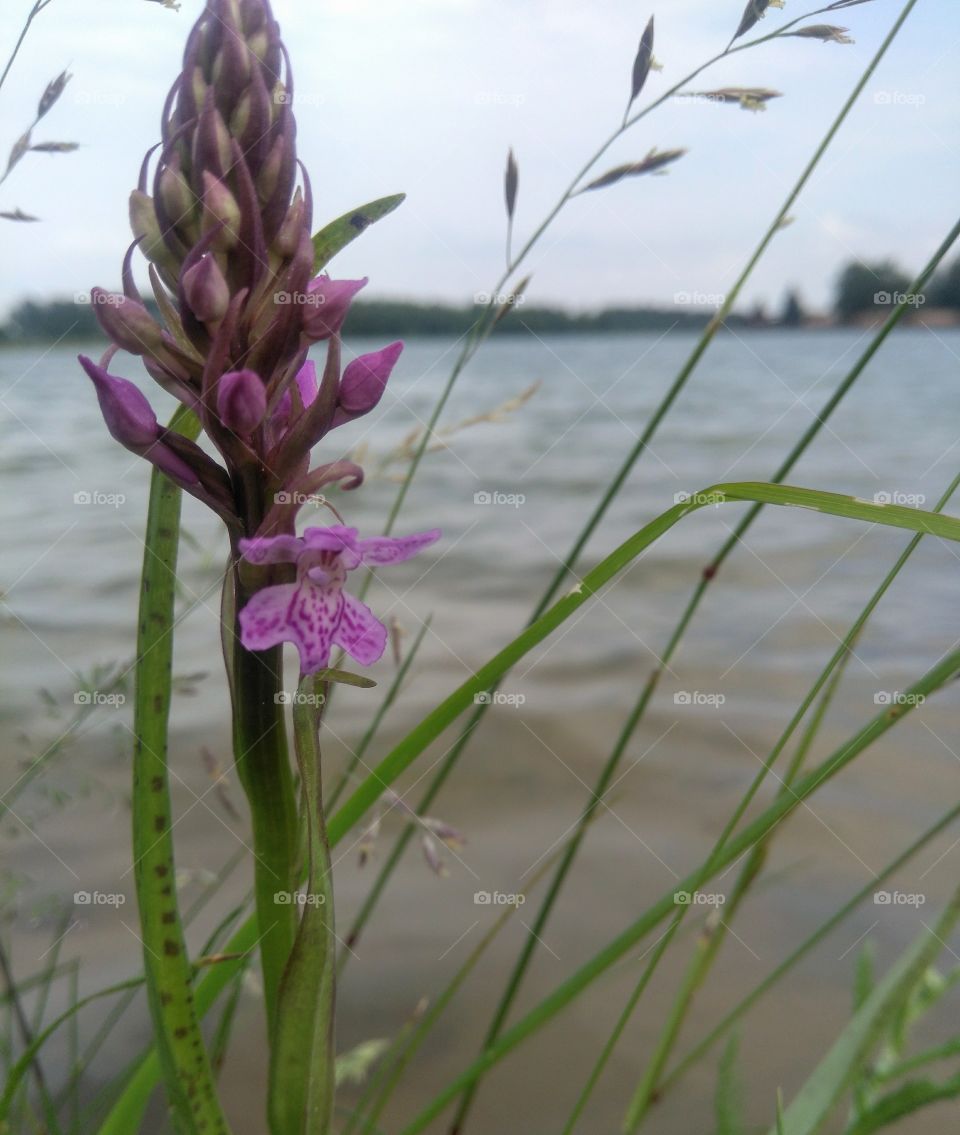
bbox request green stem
[98,474,960,1134]
[396,645,960,1135]
[327,616,432,813]
[371,0,849,545]
[228,573,299,1041]
[620,476,960,1131]
[444,200,960,1129]
[660,798,960,1097]
[329,479,960,852]
[351,837,578,1134]
[345,5,945,996]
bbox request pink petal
[302,525,362,567]
[303,276,367,341]
[295,360,319,407]
[357,528,442,566]
[238,578,343,675]
[333,591,387,666]
[238,534,304,565]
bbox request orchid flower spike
[78,0,412,544]
[238,525,441,674]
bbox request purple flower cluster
[80,0,437,672]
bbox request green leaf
[268,675,336,1134]
[0,978,145,1121]
[845,1074,960,1135]
[312,193,405,271]
[312,668,377,689]
[716,1035,748,1135]
[853,942,876,1013]
[329,481,960,848]
[770,891,960,1135]
[99,478,960,1135]
[119,406,231,1135]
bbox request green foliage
[716,1035,748,1135]
[843,960,960,1135]
[927,254,960,308]
[770,892,960,1135]
[312,193,406,272]
[129,408,229,1135]
[10,4,958,1134]
[834,260,914,321]
[268,676,336,1135]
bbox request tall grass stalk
[395,642,960,1135]
[342,1,927,1010]
[612,470,960,1132]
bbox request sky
[0,0,957,318]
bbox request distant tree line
[833,254,960,321]
[0,296,730,345]
[2,255,957,343]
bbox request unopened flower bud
[337,341,403,417]
[129,190,177,272]
[92,290,165,355]
[303,276,368,341]
[182,254,230,322]
[217,369,267,435]
[274,194,306,258]
[202,172,242,248]
[79,355,159,448]
[157,158,196,230]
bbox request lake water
[2,328,960,1133]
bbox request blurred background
[2,1,960,1133]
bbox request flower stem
[228,580,299,1041]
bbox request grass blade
[770,890,960,1135]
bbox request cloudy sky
[1,0,957,318]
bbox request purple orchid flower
[303,276,368,341]
[238,525,441,674]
